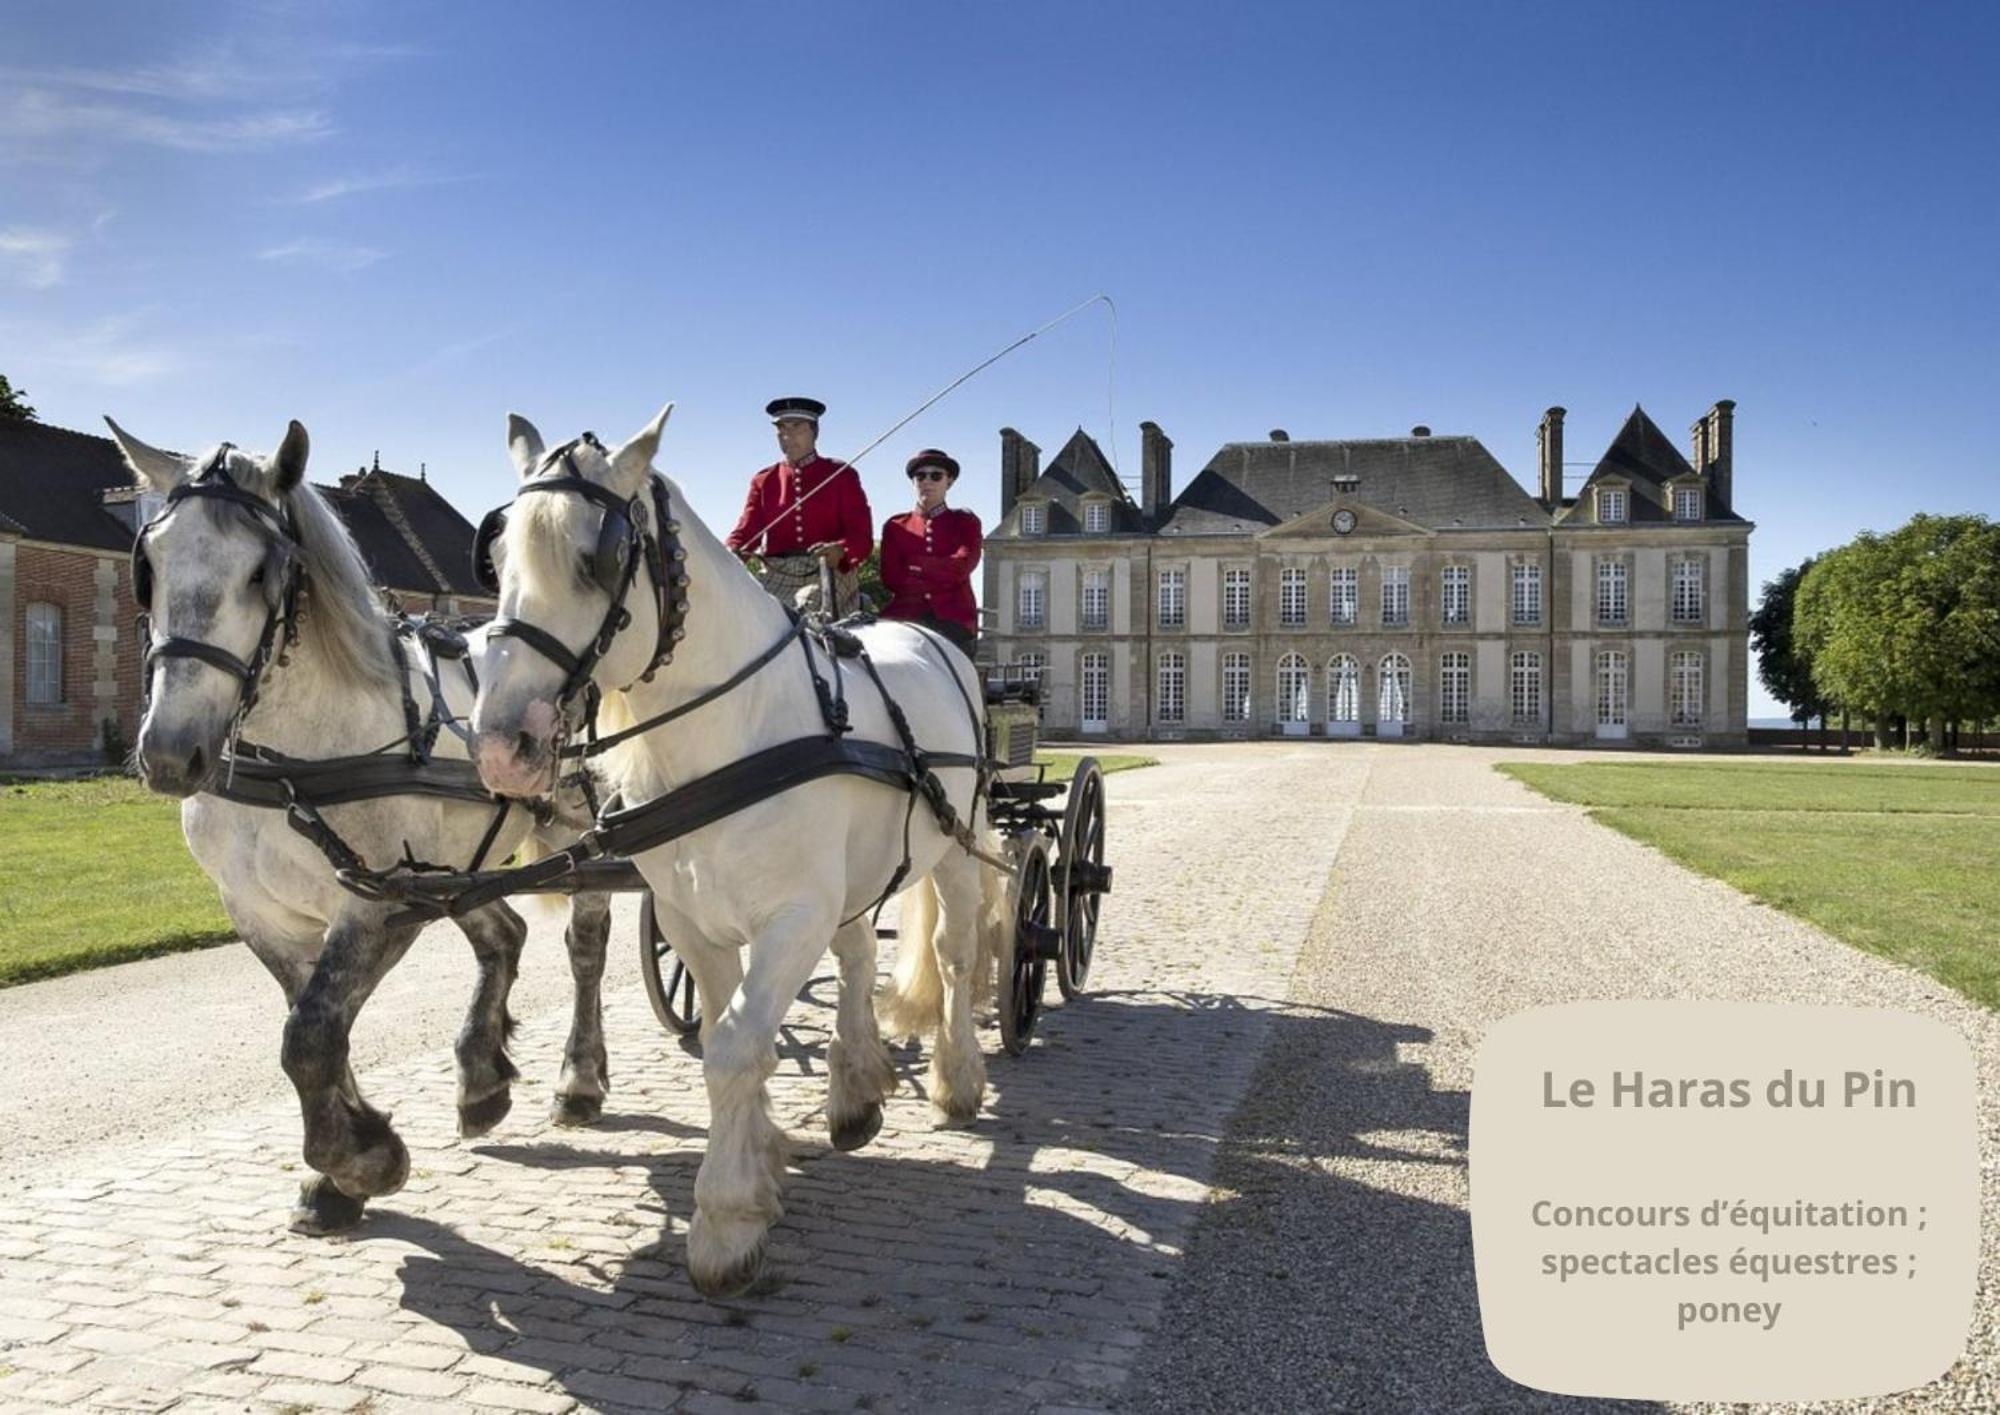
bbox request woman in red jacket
[879,448,982,656]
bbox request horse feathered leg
[827,917,897,1151]
[928,846,989,1126]
[550,889,613,1126]
[453,903,527,1137]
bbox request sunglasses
[910,469,951,482]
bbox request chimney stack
[1537,406,1566,506]
[1704,399,1734,510]
[999,428,1041,516]
[1141,421,1173,523]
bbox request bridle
[474,434,690,748]
[131,445,305,735]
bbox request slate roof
[993,429,1144,536]
[1159,434,1550,536]
[0,418,489,595]
[1556,406,1748,526]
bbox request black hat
[765,396,825,424]
[907,448,960,479]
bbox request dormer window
[1083,501,1110,535]
[1673,486,1703,522]
[1020,502,1046,536]
[1597,487,1628,524]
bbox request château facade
[980,402,1752,747]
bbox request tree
[1750,558,1827,726]
[0,374,35,422]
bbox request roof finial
[371,449,381,473]
[419,461,426,481]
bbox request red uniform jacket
[725,456,873,572]
[880,506,983,633]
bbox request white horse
[108,419,617,1233]
[469,406,1003,1297]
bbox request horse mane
[205,445,399,691]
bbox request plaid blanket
[752,553,862,618]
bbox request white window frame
[1081,567,1109,631]
[1330,565,1358,626]
[1441,564,1470,626]
[1327,654,1361,733]
[1156,651,1186,725]
[1672,557,1705,624]
[1595,649,1629,737]
[1510,650,1542,724]
[1222,567,1251,630]
[1510,561,1542,626]
[1157,568,1186,629]
[1017,570,1047,630]
[1222,652,1252,724]
[1596,558,1628,626]
[1017,651,1046,723]
[1020,501,1047,536]
[1083,500,1110,535]
[1380,565,1410,627]
[1275,652,1310,731]
[1671,650,1705,727]
[1377,652,1412,736]
[1080,651,1109,733]
[1279,567,1306,627]
[26,602,63,706]
[1673,486,1704,522]
[1597,486,1628,524]
[1439,651,1470,725]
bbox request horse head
[107,417,310,797]
[470,404,677,798]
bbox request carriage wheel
[1055,757,1109,999]
[999,835,1058,1057]
[638,891,700,1035]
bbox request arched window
[1276,653,1310,727]
[1378,653,1412,729]
[1327,654,1361,734]
[1156,651,1186,725]
[26,603,63,706]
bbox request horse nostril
[185,745,206,783]
[515,730,539,763]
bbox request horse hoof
[549,1092,603,1128]
[290,1176,367,1235]
[690,1240,767,1301]
[458,1087,514,1138]
[829,1101,883,1152]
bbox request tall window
[1157,568,1186,629]
[1276,653,1310,723]
[1596,650,1628,728]
[1510,651,1542,723]
[1597,487,1628,524]
[1378,653,1412,724]
[1082,568,1109,631]
[1330,566,1358,625]
[1439,652,1470,725]
[1080,652,1109,728]
[1671,651,1705,726]
[1017,571,1047,629]
[1673,486,1703,522]
[1510,561,1542,625]
[1156,651,1186,724]
[1596,558,1628,626]
[1327,655,1360,724]
[1380,565,1410,627]
[1441,565,1470,625]
[1017,651,1046,723]
[1020,502,1046,535]
[1672,558,1705,623]
[1222,567,1251,629]
[1083,501,1110,534]
[1222,652,1251,724]
[1279,567,1306,626]
[26,603,63,706]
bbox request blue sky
[4,1,1995,716]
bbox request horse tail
[976,829,1011,1012]
[877,875,943,1042]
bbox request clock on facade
[1332,509,1357,534]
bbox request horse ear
[610,402,674,491]
[103,416,189,492]
[271,420,309,492]
[507,413,545,479]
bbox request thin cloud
[21,314,186,387]
[0,87,332,155]
[0,227,72,288]
[407,330,511,377]
[293,169,474,204]
[257,238,386,272]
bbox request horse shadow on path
[365,982,1662,1414]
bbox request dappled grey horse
[109,418,615,1233]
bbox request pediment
[1262,497,1430,539]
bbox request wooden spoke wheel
[999,835,1060,1057]
[1055,757,1110,1000]
[638,891,700,1036]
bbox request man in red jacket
[726,397,873,614]
[880,448,982,656]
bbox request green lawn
[1498,761,2000,1008]
[1033,751,1158,782]
[0,776,233,986]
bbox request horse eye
[249,564,267,587]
